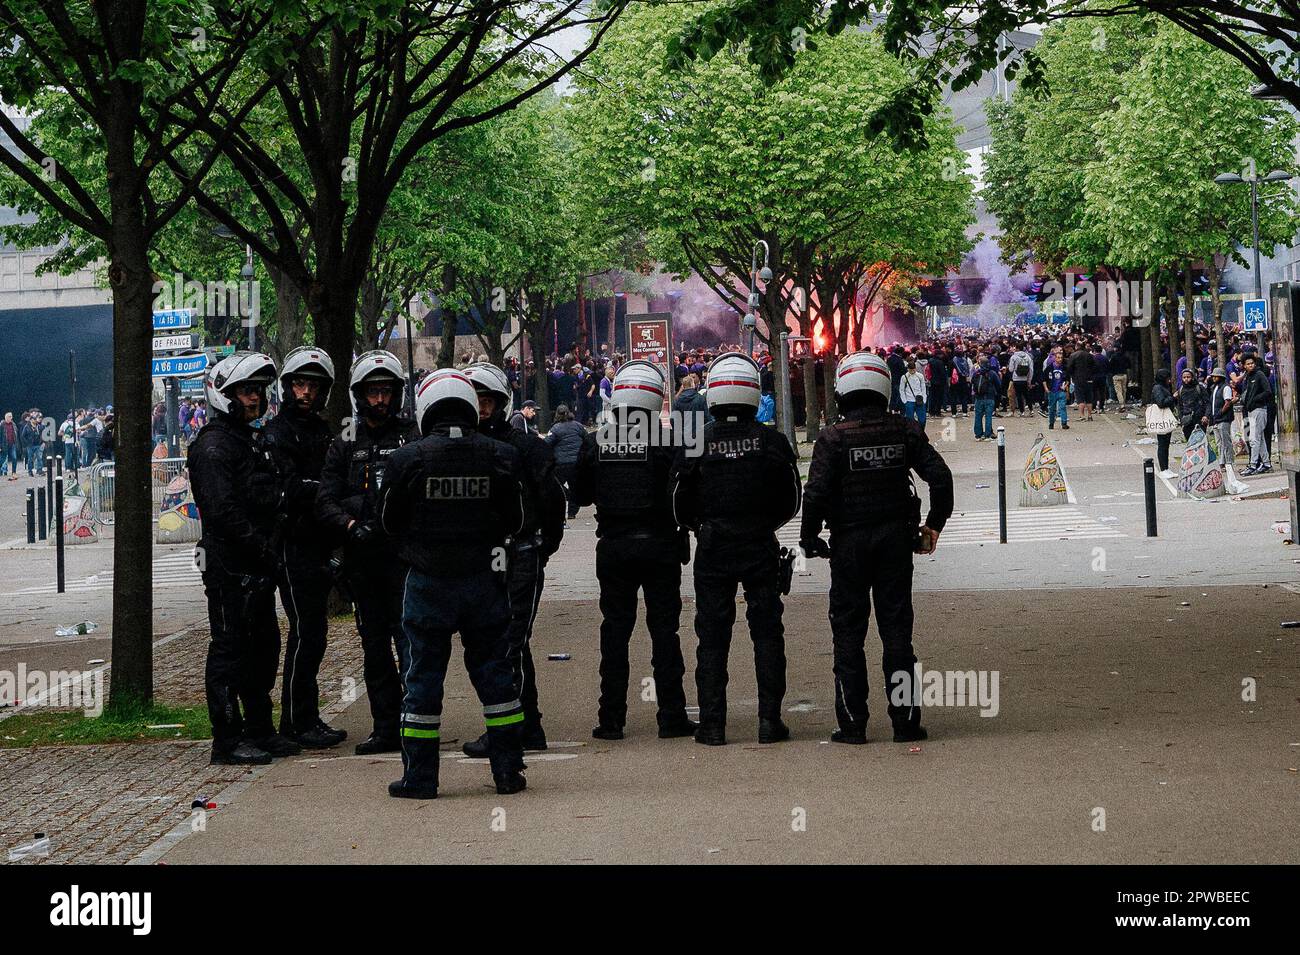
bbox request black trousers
[278,544,331,735]
[506,540,547,732]
[595,536,688,728]
[348,556,409,740]
[1012,380,1030,412]
[928,377,947,416]
[827,520,919,732]
[554,462,579,518]
[692,532,785,728]
[203,566,281,750]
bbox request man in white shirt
[900,358,928,430]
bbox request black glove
[348,520,375,546]
[800,537,831,560]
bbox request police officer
[571,360,696,740]
[459,362,565,757]
[799,350,953,744]
[264,346,346,749]
[380,369,528,798]
[316,350,418,754]
[671,353,802,746]
[189,352,295,764]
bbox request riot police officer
[316,350,418,754]
[671,353,801,746]
[571,360,696,740]
[799,350,953,744]
[459,362,565,757]
[380,369,528,798]
[264,346,346,749]
[189,352,293,764]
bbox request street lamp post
[1214,168,1294,352]
[747,240,772,357]
[241,245,256,352]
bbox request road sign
[1243,297,1269,332]
[152,308,194,331]
[153,333,196,352]
[179,376,206,395]
[151,353,209,379]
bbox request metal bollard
[996,426,1007,544]
[25,489,35,544]
[45,456,54,526]
[1143,459,1158,537]
[36,486,47,540]
[55,472,64,594]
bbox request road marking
[3,551,201,596]
[1100,412,1178,498]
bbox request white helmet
[462,362,513,419]
[349,349,406,414]
[611,360,666,414]
[704,353,761,410]
[414,368,479,435]
[835,350,892,404]
[280,345,335,407]
[204,351,276,417]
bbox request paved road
[158,587,1300,864]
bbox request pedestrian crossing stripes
[6,550,202,596]
[779,508,1124,548]
[937,508,1124,545]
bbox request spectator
[672,373,708,419]
[1240,354,1273,475]
[0,412,19,480]
[1206,368,1234,471]
[1065,342,1096,421]
[1151,368,1177,476]
[900,357,928,430]
[972,357,997,440]
[1175,368,1209,441]
[1046,348,1070,431]
[1008,342,1033,417]
[510,399,538,434]
[59,414,78,471]
[545,404,586,520]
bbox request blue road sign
[1243,298,1269,332]
[152,353,209,379]
[152,308,195,331]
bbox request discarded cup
[547,653,571,661]
[54,621,97,637]
[8,833,51,862]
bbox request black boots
[831,727,867,745]
[758,717,790,743]
[657,717,698,739]
[388,778,439,799]
[592,724,624,740]
[211,741,273,765]
[463,723,547,757]
[892,724,928,743]
[355,733,401,755]
[287,720,346,749]
[247,732,303,758]
[694,723,726,746]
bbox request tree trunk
[1182,264,1197,370]
[437,304,458,369]
[267,261,305,369]
[801,351,819,443]
[107,182,155,712]
[1140,311,1154,403]
[528,296,552,429]
[823,351,839,423]
[1207,256,1227,360]
[1164,285,1180,370]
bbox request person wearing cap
[511,400,538,434]
[670,353,802,746]
[264,347,347,750]
[800,350,953,744]
[379,369,529,798]
[315,350,419,755]
[1206,367,1235,470]
[189,352,288,765]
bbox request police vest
[697,418,768,535]
[347,420,416,518]
[595,439,655,518]
[404,434,508,574]
[830,412,915,528]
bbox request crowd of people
[0,406,115,479]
